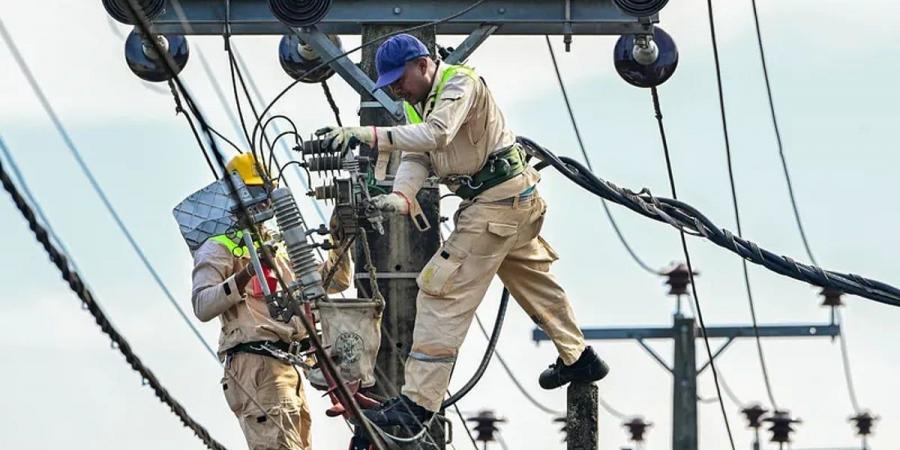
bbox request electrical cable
[166,80,221,176]
[649,86,737,450]
[121,2,387,447]
[0,17,220,364]
[441,288,509,409]
[544,35,661,276]
[249,0,490,153]
[518,135,900,306]
[0,148,227,450]
[836,309,862,413]
[472,313,564,417]
[321,80,343,127]
[705,0,780,411]
[0,135,82,273]
[749,0,817,267]
[3,19,299,439]
[748,0,867,416]
[228,44,329,225]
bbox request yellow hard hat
[226,153,264,186]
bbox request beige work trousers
[402,192,586,412]
[222,353,312,450]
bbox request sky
[1,1,899,450]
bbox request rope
[649,86,737,450]
[0,157,227,450]
[704,0,780,411]
[544,35,661,276]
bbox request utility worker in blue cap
[318,33,608,429]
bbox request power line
[0,17,219,363]
[650,86,737,450]
[704,0,780,411]
[748,0,865,416]
[544,36,661,276]
[0,141,227,450]
[748,0,817,267]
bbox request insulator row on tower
[310,184,339,201]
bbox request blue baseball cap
[373,34,430,90]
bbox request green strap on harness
[402,64,526,200]
[453,145,527,200]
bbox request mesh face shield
[172,174,268,251]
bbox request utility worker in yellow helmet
[189,154,351,449]
[318,34,608,427]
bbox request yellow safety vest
[403,64,478,124]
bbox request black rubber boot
[538,346,609,390]
[361,395,434,430]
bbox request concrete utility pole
[533,264,842,450]
[357,24,443,448]
[567,382,599,450]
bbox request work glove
[370,192,409,215]
[316,126,376,154]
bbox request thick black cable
[749,0,817,266]
[0,156,227,450]
[122,2,386,447]
[520,134,900,306]
[321,80,343,127]
[649,87,737,450]
[442,288,509,409]
[250,0,489,151]
[167,80,220,177]
[544,36,661,276]
[705,0,780,411]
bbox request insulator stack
[271,188,325,301]
[624,417,652,443]
[611,0,670,17]
[467,410,506,444]
[103,0,165,25]
[311,184,339,201]
[300,139,335,155]
[268,0,332,27]
[741,404,769,429]
[764,410,801,445]
[306,155,342,172]
[124,30,189,82]
[664,262,696,297]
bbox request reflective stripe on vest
[402,64,478,125]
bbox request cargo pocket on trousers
[222,376,245,414]
[471,221,518,256]
[417,242,467,297]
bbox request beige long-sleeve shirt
[375,62,539,202]
[191,240,352,359]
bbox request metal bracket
[444,24,500,65]
[697,337,735,375]
[636,338,672,374]
[292,26,404,120]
